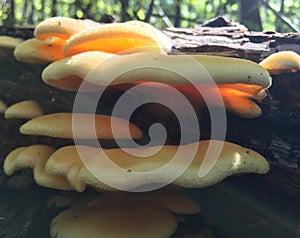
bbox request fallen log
[0,17,299,195]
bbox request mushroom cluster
[3,17,274,237]
[48,188,201,238]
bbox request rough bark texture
[0,16,299,238]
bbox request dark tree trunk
[276,0,285,32]
[4,0,15,26]
[51,0,57,17]
[240,0,262,31]
[144,0,155,23]
[174,0,181,27]
[121,0,130,22]
[41,0,46,20]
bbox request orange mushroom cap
[14,37,65,63]
[42,52,271,118]
[63,21,172,56]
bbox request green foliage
[0,0,299,32]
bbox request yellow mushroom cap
[63,21,171,56]
[45,145,93,192]
[34,17,100,40]
[259,51,300,74]
[3,140,269,192]
[0,36,23,56]
[82,52,271,88]
[14,37,65,63]
[45,140,269,192]
[126,20,172,53]
[42,51,113,91]
[4,145,72,190]
[0,100,7,113]
[43,51,271,89]
[4,100,43,119]
[3,146,26,175]
[42,52,271,118]
[19,112,143,139]
[50,205,177,238]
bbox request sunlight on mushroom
[34,16,100,41]
[63,21,172,56]
[42,51,271,118]
[14,37,65,63]
[39,140,270,192]
[42,51,113,90]
[2,16,274,238]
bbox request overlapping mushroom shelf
[1,16,280,238]
[4,140,269,192]
[3,54,273,192]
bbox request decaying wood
[0,17,299,194]
[165,16,300,62]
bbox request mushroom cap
[4,145,72,190]
[48,186,200,215]
[63,21,171,56]
[43,52,271,89]
[50,205,177,238]
[0,36,23,56]
[259,51,300,74]
[3,140,269,192]
[42,51,113,91]
[126,21,172,53]
[45,140,269,192]
[45,145,93,192]
[0,100,7,113]
[84,52,271,89]
[14,37,65,63]
[42,52,271,118]
[19,112,143,139]
[4,100,43,119]
[34,16,100,40]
